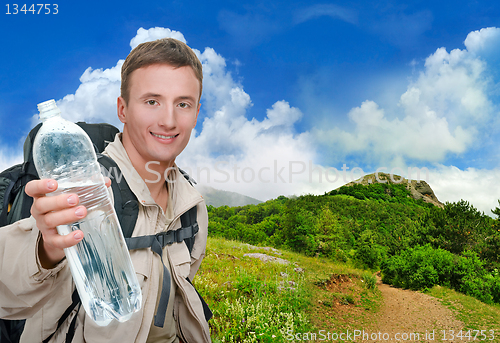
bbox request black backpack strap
[178,168,196,186]
[42,290,80,343]
[97,154,138,239]
[0,318,25,343]
[126,232,171,328]
[0,319,13,343]
[186,277,212,321]
[180,206,198,253]
[125,208,199,328]
[125,217,199,252]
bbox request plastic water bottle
[32,99,142,326]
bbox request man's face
[117,64,200,168]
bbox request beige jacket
[0,135,211,343]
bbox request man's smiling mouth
[151,132,179,139]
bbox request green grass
[427,285,500,332]
[194,237,381,342]
[198,237,500,342]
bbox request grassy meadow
[197,182,500,341]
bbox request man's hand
[25,179,87,269]
[25,178,111,269]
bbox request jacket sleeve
[0,217,71,320]
[188,201,208,281]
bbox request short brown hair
[120,38,203,104]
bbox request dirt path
[365,276,464,342]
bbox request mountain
[339,172,444,208]
[196,185,262,207]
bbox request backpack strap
[186,277,213,321]
[97,154,138,239]
[178,168,196,186]
[125,207,199,328]
[41,290,81,343]
[180,206,198,253]
[0,318,25,343]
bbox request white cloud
[129,27,186,49]
[178,46,318,200]
[430,166,500,216]
[464,27,500,59]
[314,27,496,166]
[53,61,123,128]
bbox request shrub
[354,230,387,270]
[381,244,499,304]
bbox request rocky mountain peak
[341,172,443,208]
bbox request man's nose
[158,104,176,128]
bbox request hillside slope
[198,238,500,342]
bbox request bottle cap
[37,99,61,120]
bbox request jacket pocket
[129,249,150,288]
[168,242,191,278]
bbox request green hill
[206,177,500,308]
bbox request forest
[207,181,500,305]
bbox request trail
[365,276,464,342]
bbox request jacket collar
[103,133,203,216]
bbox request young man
[0,38,210,342]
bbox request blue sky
[1,0,500,214]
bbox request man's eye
[178,102,189,108]
[147,100,157,105]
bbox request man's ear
[117,96,127,124]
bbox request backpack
[0,122,211,343]
[0,122,119,228]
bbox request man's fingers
[25,179,57,198]
[31,193,81,216]
[40,229,84,267]
[44,229,84,250]
[39,206,87,229]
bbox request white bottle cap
[37,99,61,120]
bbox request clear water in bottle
[32,100,142,326]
